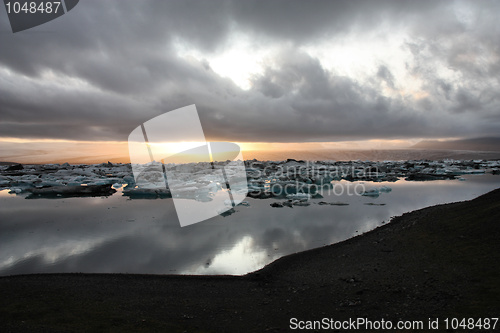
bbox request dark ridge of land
[412,137,500,152]
[1,189,499,332]
[241,149,500,162]
[4,148,500,165]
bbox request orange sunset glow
[0,137,421,164]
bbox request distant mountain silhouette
[412,137,500,152]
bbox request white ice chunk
[361,188,380,197]
[286,193,311,201]
[379,186,392,193]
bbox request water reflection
[1,175,499,276]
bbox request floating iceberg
[1,159,497,206]
[379,186,392,193]
[361,188,380,197]
[26,184,116,198]
[286,193,311,201]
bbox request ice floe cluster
[0,162,130,198]
[1,159,498,204]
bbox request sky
[1,0,500,163]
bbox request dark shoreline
[1,189,499,332]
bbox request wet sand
[1,188,499,332]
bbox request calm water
[1,175,499,276]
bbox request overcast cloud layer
[1,0,499,143]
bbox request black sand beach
[1,189,499,332]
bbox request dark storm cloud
[199,48,428,142]
[229,0,445,44]
[377,65,395,89]
[0,0,499,143]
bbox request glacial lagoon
[1,160,500,276]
